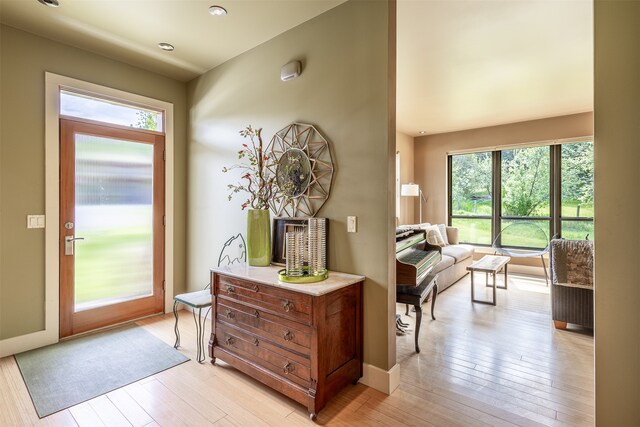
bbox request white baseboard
[359,362,400,394]
[0,329,58,358]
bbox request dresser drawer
[217,299,311,356]
[216,275,312,325]
[216,323,310,388]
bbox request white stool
[173,289,212,363]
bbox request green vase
[246,209,271,266]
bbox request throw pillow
[437,224,449,246]
[424,225,446,247]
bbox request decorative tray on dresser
[209,264,364,420]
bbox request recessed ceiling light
[209,5,227,16]
[419,131,426,135]
[158,42,174,52]
[37,0,59,7]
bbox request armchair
[549,239,594,329]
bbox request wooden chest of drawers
[209,266,364,420]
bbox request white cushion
[441,244,474,263]
[424,225,446,246]
[437,224,450,246]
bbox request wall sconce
[401,183,428,224]
[281,61,301,81]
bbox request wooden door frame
[59,118,165,337]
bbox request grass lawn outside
[452,199,594,247]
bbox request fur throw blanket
[550,239,594,289]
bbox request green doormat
[15,325,189,418]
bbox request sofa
[398,224,475,293]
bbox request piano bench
[396,274,438,353]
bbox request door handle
[64,235,85,256]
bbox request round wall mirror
[276,148,312,197]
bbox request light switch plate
[347,216,357,233]
[27,215,45,229]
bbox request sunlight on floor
[510,273,550,294]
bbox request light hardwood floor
[0,273,593,426]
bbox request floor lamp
[401,183,428,224]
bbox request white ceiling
[0,0,593,136]
[397,0,593,136]
[0,0,346,82]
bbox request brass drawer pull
[283,330,294,342]
[283,361,294,374]
[253,338,260,346]
[225,309,235,319]
[253,309,260,318]
[282,300,295,312]
[225,336,235,346]
[251,284,259,292]
[226,285,235,293]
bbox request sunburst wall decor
[266,123,334,217]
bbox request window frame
[448,141,594,248]
[60,88,165,133]
[447,152,495,245]
[19,72,176,358]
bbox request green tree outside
[133,111,158,131]
[450,142,594,246]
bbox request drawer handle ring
[283,362,294,374]
[225,336,235,346]
[283,330,294,341]
[251,284,259,292]
[253,338,259,346]
[253,310,260,318]
[282,300,295,312]
[225,309,235,319]
[226,285,235,293]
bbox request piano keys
[396,229,442,286]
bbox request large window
[448,141,593,247]
[560,143,594,240]
[449,152,493,244]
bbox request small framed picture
[272,218,309,266]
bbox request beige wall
[594,1,640,424]
[396,132,415,225]
[0,25,188,340]
[413,112,594,226]
[187,0,396,371]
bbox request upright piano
[395,228,442,353]
[396,229,441,287]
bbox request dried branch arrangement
[222,126,276,210]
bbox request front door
[59,118,165,338]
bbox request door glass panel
[74,134,154,311]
